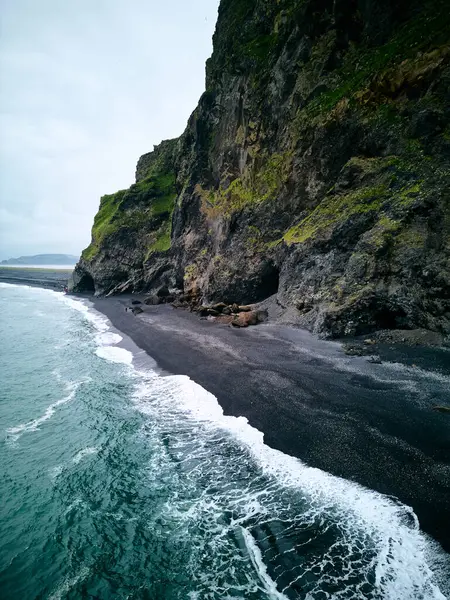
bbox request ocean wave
[58,295,109,332]
[48,465,65,481]
[72,446,99,464]
[242,528,289,600]
[0,282,22,288]
[5,381,81,442]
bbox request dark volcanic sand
[0,267,72,290]
[92,296,450,554]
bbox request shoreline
[0,267,72,291]
[1,280,449,553]
[91,294,450,555]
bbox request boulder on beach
[144,295,162,306]
[211,302,228,313]
[231,309,268,328]
[215,315,234,325]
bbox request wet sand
[92,295,450,554]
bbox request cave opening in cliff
[258,263,280,302]
[376,306,408,330]
[77,273,95,293]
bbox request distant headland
[1,254,78,266]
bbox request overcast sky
[0,0,219,260]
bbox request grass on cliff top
[136,137,178,182]
[82,173,176,261]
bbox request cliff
[71,0,450,338]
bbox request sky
[0,0,219,260]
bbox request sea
[0,282,449,600]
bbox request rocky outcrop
[71,0,450,338]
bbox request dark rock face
[72,0,450,338]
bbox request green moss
[245,225,267,252]
[184,263,198,281]
[202,151,292,216]
[206,0,308,85]
[242,33,277,63]
[293,0,450,122]
[145,221,173,260]
[365,215,402,249]
[283,185,388,245]
[396,182,423,206]
[346,155,402,174]
[395,227,427,249]
[82,170,176,262]
[235,125,246,145]
[81,189,127,260]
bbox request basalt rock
[72,0,450,338]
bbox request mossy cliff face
[71,139,178,295]
[72,0,450,337]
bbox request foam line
[95,346,133,364]
[241,528,289,600]
[6,382,80,442]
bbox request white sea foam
[96,331,123,346]
[0,282,21,288]
[48,566,90,600]
[73,447,98,464]
[58,295,109,332]
[57,295,127,360]
[131,373,449,599]
[242,528,289,600]
[6,381,81,442]
[95,346,133,364]
[48,465,64,481]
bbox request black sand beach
[92,295,450,554]
[0,267,72,290]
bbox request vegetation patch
[283,185,388,245]
[184,263,198,282]
[82,172,177,262]
[200,151,292,217]
[292,0,450,124]
[395,227,427,249]
[364,215,402,250]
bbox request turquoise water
[0,283,448,600]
